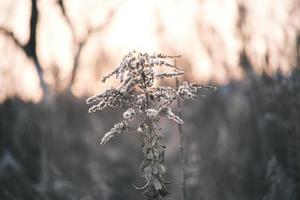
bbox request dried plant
[86,50,216,199]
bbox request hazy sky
[0,0,299,102]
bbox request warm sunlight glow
[0,0,299,102]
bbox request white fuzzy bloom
[123,108,136,121]
[100,121,128,144]
[167,110,183,124]
[159,106,183,124]
[137,126,143,133]
[88,101,106,113]
[155,71,183,79]
[146,109,158,119]
[177,81,196,99]
[100,131,114,145]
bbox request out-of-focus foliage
[184,68,300,200]
[0,96,142,200]
[1,67,300,199]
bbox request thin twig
[57,0,120,89]
[0,0,48,94]
[175,67,188,200]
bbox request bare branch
[58,0,76,41]
[0,0,48,94]
[57,0,120,88]
[0,28,24,49]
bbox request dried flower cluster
[86,50,216,200]
[100,121,128,145]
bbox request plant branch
[86,51,215,199]
[57,0,119,89]
[0,28,23,48]
[0,0,48,94]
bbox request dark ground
[0,68,300,200]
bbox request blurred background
[0,0,299,199]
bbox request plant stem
[141,72,160,200]
[176,77,187,200]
